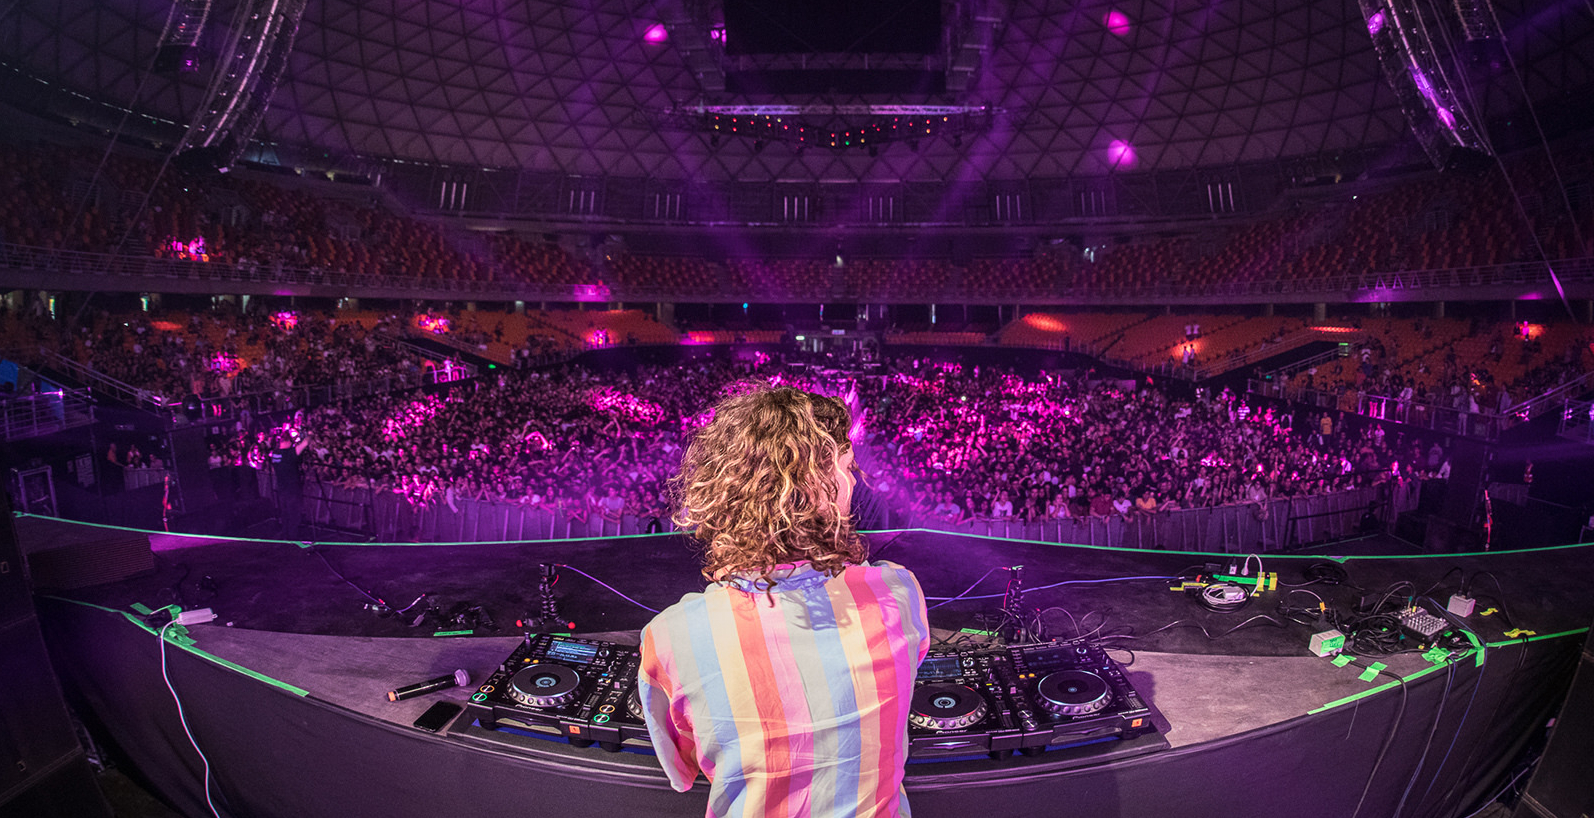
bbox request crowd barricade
[290,480,675,542]
[282,476,1415,550]
[123,467,170,491]
[908,485,1417,552]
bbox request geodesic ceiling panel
[2,0,1589,183]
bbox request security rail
[0,388,95,441]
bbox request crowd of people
[204,351,1438,532]
[57,308,443,406]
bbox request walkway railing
[1503,370,1594,419]
[1248,379,1516,439]
[193,365,475,419]
[4,240,1591,304]
[41,345,473,419]
[38,347,164,412]
[1560,399,1594,443]
[0,388,95,441]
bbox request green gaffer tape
[1357,662,1387,682]
[1484,627,1590,649]
[1331,654,1354,667]
[43,597,310,698]
[1309,654,1464,714]
[432,629,474,637]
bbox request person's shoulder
[851,560,923,590]
[644,586,716,630]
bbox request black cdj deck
[465,633,1165,760]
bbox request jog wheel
[909,684,988,731]
[1036,670,1111,717]
[628,687,644,720]
[507,664,582,708]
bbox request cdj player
[906,638,1161,759]
[907,648,1029,758]
[467,634,1164,761]
[465,633,649,751]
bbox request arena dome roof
[3,0,1591,183]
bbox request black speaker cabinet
[0,495,111,818]
[1513,625,1594,818]
[0,755,109,818]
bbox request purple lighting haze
[1436,107,1456,128]
[1108,139,1135,168]
[644,23,668,43]
[1104,10,1131,36]
[1367,10,1385,35]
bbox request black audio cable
[551,563,661,613]
[1348,663,1409,818]
[309,545,428,614]
[1112,613,1287,642]
[1462,571,1516,630]
[1390,660,1458,818]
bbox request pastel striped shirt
[638,561,930,818]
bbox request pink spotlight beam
[1104,10,1131,36]
[1108,139,1135,168]
[644,23,668,43]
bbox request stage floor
[25,516,1594,818]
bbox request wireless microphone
[387,669,470,702]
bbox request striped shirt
[638,561,930,818]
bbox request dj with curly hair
[637,385,930,818]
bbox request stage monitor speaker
[0,619,81,798]
[1416,478,1447,516]
[1512,624,1594,818]
[1423,515,1480,552]
[0,493,112,818]
[167,424,216,512]
[0,500,29,629]
[1441,438,1490,523]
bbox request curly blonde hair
[671,385,866,587]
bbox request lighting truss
[645,106,1021,151]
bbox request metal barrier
[902,484,1417,552]
[286,477,1412,550]
[293,482,674,542]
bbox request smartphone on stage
[412,701,463,733]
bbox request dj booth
[28,523,1594,818]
